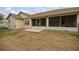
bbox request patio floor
[24,28,43,32]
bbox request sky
[0,7,65,17]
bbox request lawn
[0,29,79,51]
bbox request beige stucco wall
[24,18,30,28]
[16,19,25,29]
[19,13,29,18]
[8,15,25,29]
[19,13,31,29]
[8,16,16,29]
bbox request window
[25,20,29,25]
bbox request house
[7,7,79,32]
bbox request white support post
[29,18,32,28]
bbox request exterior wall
[19,13,31,29]
[8,16,16,29]
[16,19,25,29]
[9,17,25,29]
[19,13,29,18]
[8,13,78,32]
[77,14,79,32]
[25,18,31,29]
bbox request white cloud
[4,7,19,14]
[0,11,7,18]
[20,9,32,14]
[10,10,17,13]
[21,10,27,12]
[5,7,12,11]
[27,7,60,14]
[0,11,3,13]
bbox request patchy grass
[0,29,79,51]
[0,29,9,38]
[69,32,79,38]
[0,29,18,38]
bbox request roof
[18,12,30,16]
[31,7,79,18]
[7,7,79,19]
[7,13,24,20]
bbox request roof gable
[7,13,24,20]
[18,12,30,16]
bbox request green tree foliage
[0,15,4,21]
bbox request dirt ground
[0,29,79,51]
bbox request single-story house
[7,7,79,32]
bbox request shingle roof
[18,12,30,16]
[7,7,79,19]
[7,13,24,20]
[31,7,79,18]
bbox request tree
[0,15,4,21]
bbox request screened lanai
[49,14,77,27]
[32,18,46,26]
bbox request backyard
[0,29,79,51]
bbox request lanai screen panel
[32,19,36,26]
[32,18,46,26]
[61,15,77,27]
[40,18,46,26]
[49,17,60,27]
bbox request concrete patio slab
[24,28,43,32]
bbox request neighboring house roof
[7,13,24,20]
[31,7,79,18]
[18,12,30,16]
